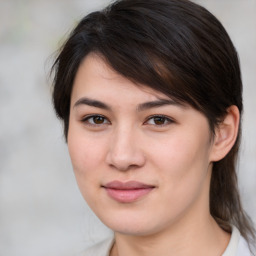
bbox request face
[68,54,216,236]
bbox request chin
[108,222,156,236]
[96,208,171,237]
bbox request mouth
[102,180,155,203]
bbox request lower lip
[104,187,154,203]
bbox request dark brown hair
[51,0,255,251]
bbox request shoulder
[222,225,253,256]
[77,237,114,256]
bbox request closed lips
[102,180,155,203]
[103,180,155,190]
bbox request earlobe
[210,105,240,162]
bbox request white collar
[222,225,241,256]
[222,225,252,256]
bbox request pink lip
[102,180,155,203]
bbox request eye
[82,115,110,126]
[145,115,173,126]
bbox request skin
[68,53,239,256]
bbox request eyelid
[81,114,111,126]
[144,114,175,126]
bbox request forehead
[71,53,179,105]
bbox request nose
[106,126,146,172]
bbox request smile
[102,180,155,203]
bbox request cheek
[151,131,212,198]
[68,127,104,166]
[67,133,107,209]
[153,135,209,171]
[67,129,107,188]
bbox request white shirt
[78,226,252,256]
[222,226,252,256]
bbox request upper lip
[103,180,155,190]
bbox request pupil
[154,117,165,125]
[93,116,104,124]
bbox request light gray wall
[0,0,255,255]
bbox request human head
[52,0,254,245]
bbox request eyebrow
[73,97,183,111]
[74,97,111,110]
[137,98,183,111]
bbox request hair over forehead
[52,0,242,136]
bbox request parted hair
[51,0,255,251]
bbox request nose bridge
[106,123,145,171]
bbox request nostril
[108,160,140,172]
[106,151,146,172]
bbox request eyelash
[81,114,174,127]
[144,115,174,126]
[81,114,111,127]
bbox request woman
[51,0,255,255]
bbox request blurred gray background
[0,0,255,255]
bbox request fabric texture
[79,226,252,256]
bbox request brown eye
[153,116,166,125]
[82,115,110,126]
[146,115,173,126]
[93,116,105,124]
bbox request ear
[210,105,240,162]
